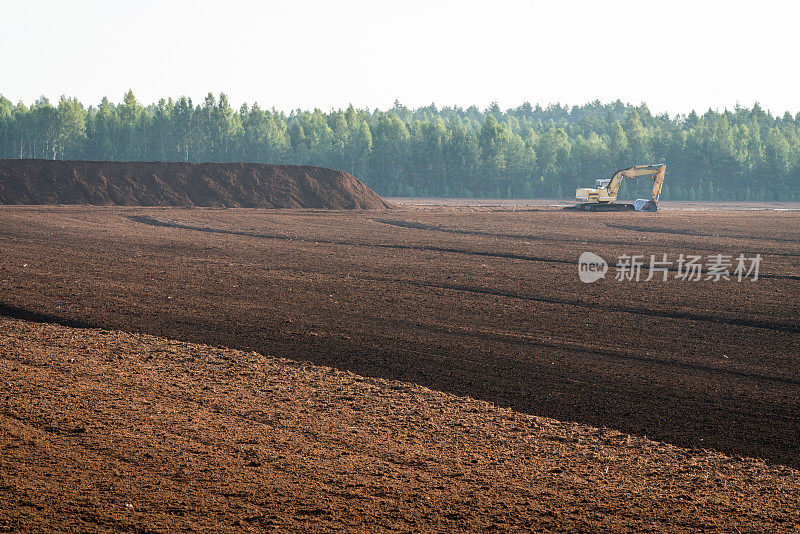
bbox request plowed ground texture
[1,205,799,531]
[2,318,800,533]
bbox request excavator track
[564,203,636,212]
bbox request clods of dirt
[1,317,799,532]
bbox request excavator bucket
[633,199,658,212]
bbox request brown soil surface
[2,317,799,533]
[0,159,389,209]
[0,205,798,467]
[0,205,799,530]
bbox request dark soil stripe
[0,303,95,329]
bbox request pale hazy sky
[2,0,798,116]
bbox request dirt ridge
[0,159,390,209]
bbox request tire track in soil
[126,220,800,336]
[141,259,800,342]
[376,218,800,265]
[375,218,638,247]
[128,215,573,265]
[390,279,800,334]
[384,317,800,388]
[104,256,798,339]
[129,215,800,281]
[605,223,800,245]
[377,218,800,251]
[125,215,800,335]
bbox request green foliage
[0,92,798,200]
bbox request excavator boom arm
[607,164,667,199]
[650,164,666,201]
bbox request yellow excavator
[568,163,666,212]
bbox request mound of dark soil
[0,159,390,209]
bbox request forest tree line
[0,91,799,200]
